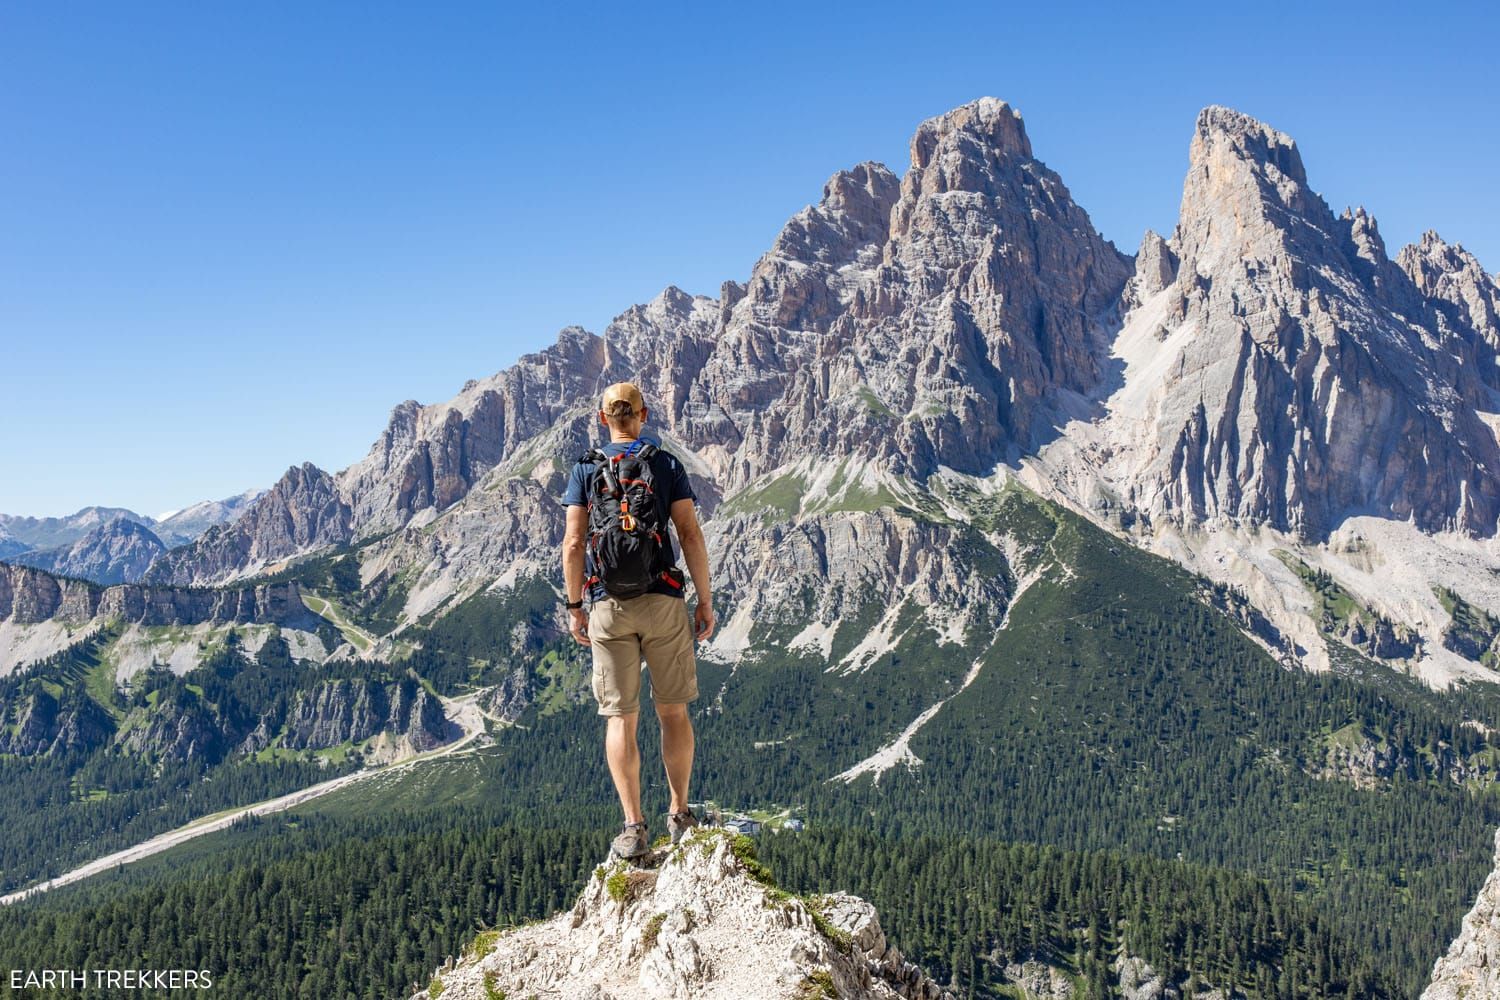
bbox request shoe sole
[610,845,650,861]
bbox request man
[561,381,716,861]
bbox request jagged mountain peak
[1396,229,1500,395]
[909,95,1031,168]
[1174,105,1328,273]
[1190,104,1311,199]
[280,461,331,487]
[1419,227,1453,249]
[633,284,716,327]
[98,515,153,539]
[5,514,167,586]
[1400,227,1493,281]
[766,162,901,268]
[1132,228,1179,299]
[144,461,351,585]
[1194,104,1303,162]
[1112,96,1500,539]
[1340,203,1389,267]
[821,160,899,214]
[889,97,1052,250]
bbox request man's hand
[693,602,715,642]
[569,607,591,645]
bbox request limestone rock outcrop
[1423,826,1500,999]
[1087,106,1500,540]
[0,689,115,755]
[276,677,449,752]
[0,561,306,628]
[411,829,954,1000]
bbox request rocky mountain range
[7,515,166,584]
[0,506,155,551]
[140,465,353,586]
[0,488,262,586]
[51,94,1491,699]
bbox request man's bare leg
[656,702,695,814]
[605,713,644,824]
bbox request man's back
[561,434,697,602]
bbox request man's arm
[563,504,590,645]
[669,497,715,641]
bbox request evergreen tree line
[0,804,1390,999]
[758,827,1390,998]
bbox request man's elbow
[563,536,587,557]
[679,527,707,555]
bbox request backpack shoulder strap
[578,448,621,498]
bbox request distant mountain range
[0,489,262,584]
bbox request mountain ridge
[6,96,1498,695]
[0,489,263,585]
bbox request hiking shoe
[610,821,650,860]
[667,809,699,845]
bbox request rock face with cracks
[411,830,953,1000]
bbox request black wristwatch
[564,599,584,610]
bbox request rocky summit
[410,829,953,1000]
[1072,105,1500,540]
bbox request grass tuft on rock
[643,911,666,950]
[729,833,777,887]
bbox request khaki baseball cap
[600,381,645,419]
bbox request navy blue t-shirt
[561,434,697,601]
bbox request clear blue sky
[2,1,1495,519]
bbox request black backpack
[579,443,679,599]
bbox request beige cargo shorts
[587,592,698,716]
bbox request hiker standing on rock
[561,382,716,860]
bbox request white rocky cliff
[1424,827,1500,999]
[410,829,952,1000]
